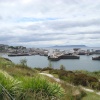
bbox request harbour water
[1,53,100,72]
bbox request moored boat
[60,54,80,59]
[48,55,60,61]
[48,57,60,61]
[92,56,100,60]
[48,54,80,61]
[8,53,30,56]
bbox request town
[0,44,100,61]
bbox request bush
[0,70,22,100]
[57,69,100,90]
[60,65,65,70]
[0,70,64,100]
[20,59,27,66]
[72,74,98,86]
[20,75,64,100]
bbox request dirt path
[40,73,100,95]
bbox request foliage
[20,59,27,66]
[44,67,100,90]
[48,60,52,68]
[0,57,100,99]
[58,70,100,90]
[0,57,14,68]
[82,91,100,100]
[20,75,64,100]
[0,70,22,100]
[0,70,64,100]
[60,64,65,70]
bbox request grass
[5,64,36,77]
[40,74,87,100]
[0,57,100,100]
[74,70,100,79]
[19,75,64,100]
[37,67,100,99]
[0,70,22,100]
[0,57,37,77]
[82,92,100,100]
[46,68,100,90]
[0,71,64,100]
[0,57,65,100]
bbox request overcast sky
[0,0,100,47]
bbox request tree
[20,59,27,66]
[60,65,65,70]
[48,60,52,68]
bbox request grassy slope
[82,92,100,100]
[0,57,64,100]
[36,67,100,100]
[0,57,36,77]
[0,57,100,100]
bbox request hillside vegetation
[0,57,100,100]
[36,66,100,91]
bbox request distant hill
[51,45,87,48]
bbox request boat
[48,54,80,61]
[8,53,30,56]
[48,55,60,61]
[60,54,80,59]
[48,57,60,61]
[92,56,100,60]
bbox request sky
[0,0,100,47]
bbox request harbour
[0,45,100,72]
[1,53,100,72]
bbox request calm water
[1,53,100,72]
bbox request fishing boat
[8,53,30,56]
[48,54,80,61]
[92,56,100,60]
[60,54,80,59]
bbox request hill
[0,57,100,100]
[52,45,87,48]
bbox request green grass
[0,57,100,100]
[19,75,64,100]
[0,57,65,100]
[0,70,22,100]
[0,71,64,100]
[82,92,100,100]
[0,57,37,77]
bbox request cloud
[0,16,2,20]
[0,0,100,47]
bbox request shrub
[60,65,65,70]
[0,70,64,100]
[0,70,22,100]
[57,69,100,90]
[72,74,98,86]
[20,75,64,100]
[0,57,14,69]
[20,59,27,66]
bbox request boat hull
[8,53,29,56]
[60,55,80,59]
[48,55,80,61]
[92,57,100,60]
